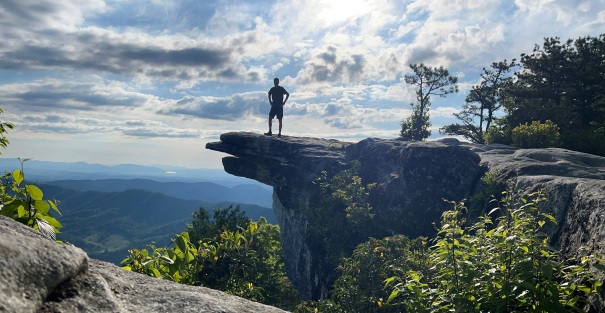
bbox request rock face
[0,216,288,313]
[206,132,605,300]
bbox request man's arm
[268,91,273,105]
[283,90,289,106]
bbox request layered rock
[207,132,605,300]
[0,216,288,313]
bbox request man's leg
[265,116,273,135]
[278,118,282,136]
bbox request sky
[0,0,603,169]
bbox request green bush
[512,120,561,148]
[330,235,428,313]
[122,216,300,310]
[386,188,604,313]
[483,125,511,145]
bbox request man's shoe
[264,131,272,136]
[277,133,282,137]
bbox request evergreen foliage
[401,63,458,141]
[440,60,517,143]
[490,34,605,156]
[331,235,428,313]
[187,204,250,243]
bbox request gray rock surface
[207,132,605,300]
[0,216,288,313]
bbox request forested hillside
[41,184,275,264]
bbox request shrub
[122,216,300,310]
[386,187,604,313]
[512,120,561,148]
[483,125,511,145]
[330,235,428,313]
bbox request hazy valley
[0,158,275,264]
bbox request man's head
[274,77,279,86]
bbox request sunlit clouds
[0,0,603,167]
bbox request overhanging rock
[207,132,605,300]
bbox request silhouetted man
[266,77,289,137]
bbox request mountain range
[0,158,275,264]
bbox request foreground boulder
[0,216,288,313]
[206,132,605,300]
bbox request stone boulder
[0,216,288,313]
[207,132,605,300]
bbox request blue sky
[0,0,603,169]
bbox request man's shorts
[269,105,283,119]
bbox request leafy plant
[0,107,62,240]
[386,187,604,313]
[122,215,300,310]
[317,161,376,227]
[0,160,63,240]
[294,300,344,313]
[0,107,14,150]
[330,235,429,313]
[467,170,504,218]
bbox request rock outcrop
[206,132,605,300]
[0,216,288,313]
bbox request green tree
[401,63,458,141]
[503,35,605,155]
[440,60,517,143]
[187,204,250,243]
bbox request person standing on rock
[266,77,289,137]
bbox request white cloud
[0,0,602,167]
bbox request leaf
[384,276,397,286]
[49,200,61,215]
[176,234,188,253]
[40,214,62,228]
[541,213,557,224]
[33,200,50,214]
[12,169,24,185]
[185,251,194,263]
[26,185,44,201]
[0,201,19,216]
[151,268,162,278]
[387,290,400,303]
[17,204,27,218]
